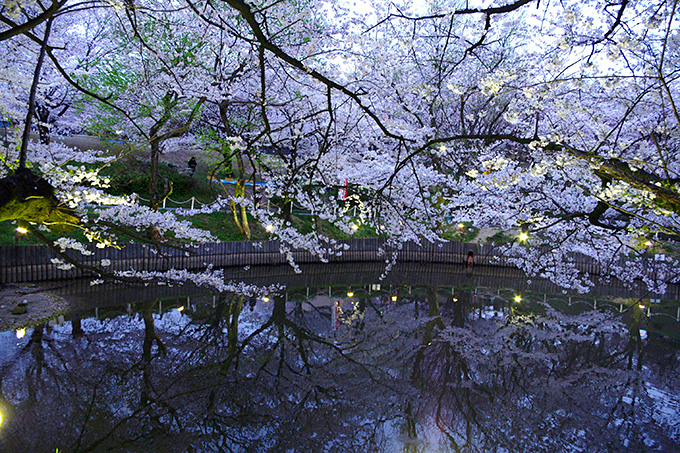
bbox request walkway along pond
[0,238,672,285]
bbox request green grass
[487,230,515,245]
[183,211,269,242]
[0,221,83,246]
[440,222,478,242]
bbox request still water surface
[1,262,679,452]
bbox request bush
[102,157,194,198]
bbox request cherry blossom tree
[0,0,678,294]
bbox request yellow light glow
[518,232,529,242]
[0,411,3,427]
[177,306,185,312]
[15,328,26,339]
[16,226,28,234]
[458,223,465,229]
[645,240,653,247]
[391,295,398,302]
[514,295,522,303]
[265,224,274,233]
[453,297,458,303]
[639,303,646,310]
[262,296,270,303]
[351,223,359,231]
[347,291,354,298]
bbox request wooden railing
[0,238,655,285]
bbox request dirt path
[472,227,502,243]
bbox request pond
[1,262,679,452]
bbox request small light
[458,223,465,230]
[0,411,3,427]
[453,297,458,303]
[16,328,26,339]
[262,296,270,302]
[16,226,28,234]
[347,291,354,298]
[391,295,398,302]
[514,295,522,303]
[639,303,646,310]
[518,232,529,242]
[265,224,274,233]
[177,306,184,312]
[351,223,359,231]
[645,240,653,247]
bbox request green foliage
[0,221,42,245]
[138,14,207,69]
[196,129,237,178]
[487,230,515,245]
[100,157,194,198]
[182,211,268,242]
[440,223,479,242]
[82,114,124,139]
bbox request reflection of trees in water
[0,292,416,451]
[409,299,680,452]
[0,287,679,451]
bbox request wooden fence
[0,238,657,285]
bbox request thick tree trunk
[148,139,161,210]
[19,18,52,169]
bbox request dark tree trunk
[19,18,52,169]
[35,102,51,145]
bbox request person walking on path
[188,156,197,176]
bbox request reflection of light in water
[15,328,25,339]
[0,411,3,427]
